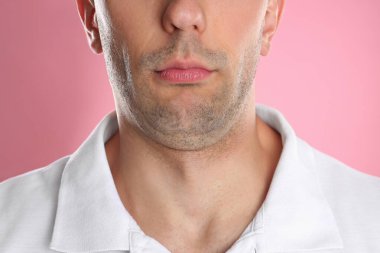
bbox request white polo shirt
[1,103,379,253]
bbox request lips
[158,68,212,83]
[155,59,214,83]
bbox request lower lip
[156,68,212,83]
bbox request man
[0,0,379,252]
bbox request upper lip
[155,59,214,72]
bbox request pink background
[0,1,379,182]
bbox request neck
[105,100,282,247]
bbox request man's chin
[150,132,221,152]
[139,111,233,152]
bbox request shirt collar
[255,104,343,252]
[49,103,343,253]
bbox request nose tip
[162,0,206,34]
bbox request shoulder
[297,138,380,193]
[0,155,70,251]
[0,155,70,205]
[297,138,380,250]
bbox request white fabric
[0,103,379,253]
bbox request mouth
[155,59,215,84]
[155,68,213,83]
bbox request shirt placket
[129,230,259,253]
[225,233,258,253]
[129,230,171,253]
[128,205,263,253]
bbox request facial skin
[76,0,284,251]
[78,0,283,151]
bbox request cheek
[211,1,265,54]
[211,23,262,90]
[102,1,159,56]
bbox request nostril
[162,0,206,34]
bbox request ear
[260,0,285,56]
[76,0,103,54]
